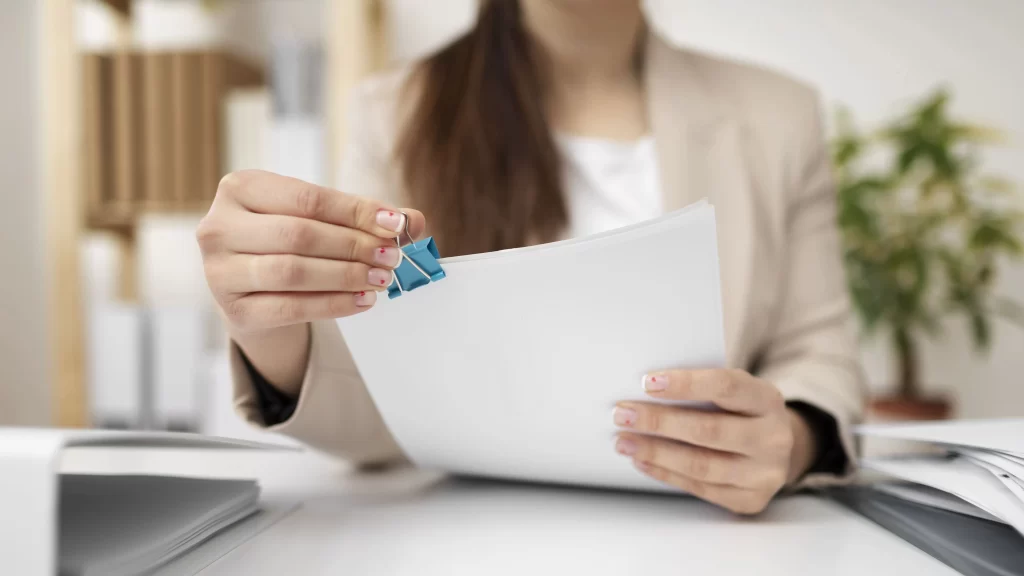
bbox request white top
[558,134,663,238]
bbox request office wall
[385,0,1024,418]
[0,0,51,425]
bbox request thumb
[402,208,428,242]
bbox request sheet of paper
[872,482,1004,523]
[961,449,1024,486]
[338,201,725,492]
[857,419,1024,457]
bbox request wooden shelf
[326,0,390,186]
[42,0,89,427]
[99,0,131,17]
[86,201,214,231]
[81,49,263,232]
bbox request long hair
[394,0,566,256]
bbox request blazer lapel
[645,35,757,368]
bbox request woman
[198,0,866,514]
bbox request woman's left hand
[612,369,817,515]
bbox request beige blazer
[231,33,868,484]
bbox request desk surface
[62,448,956,576]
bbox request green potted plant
[832,88,1024,420]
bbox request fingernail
[612,406,637,428]
[635,461,652,473]
[368,268,392,288]
[354,290,376,307]
[615,437,638,456]
[376,209,404,233]
[374,246,401,268]
[643,373,668,392]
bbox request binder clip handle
[387,212,446,299]
[395,210,417,246]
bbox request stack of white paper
[59,474,260,576]
[339,201,725,492]
[858,419,1024,536]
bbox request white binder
[0,428,290,576]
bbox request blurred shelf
[100,0,131,17]
[81,49,263,232]
[86,201,213,231]
[44,0,90,427]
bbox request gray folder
[827,486,1024,576]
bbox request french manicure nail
[354,290,376,307]
[374,246,401,268]
[643,373,669,393]
[612,406,638,428]
[615,437,638,456]
[376,209,404,233]
[368,268,392,287]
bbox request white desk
[62,448,957,576]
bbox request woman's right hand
[197,170,425,394]
[198,169,425,333]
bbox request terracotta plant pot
[870,396,953,422]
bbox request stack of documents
[835,419,1024,576]
[339,201,725,492]
[59,474,260,576]
[58,471,260,573]
[857,419,1024,534]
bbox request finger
[641,369,784,415]
[223,291,377,331]
[613,403,761,455]
[219,170,426,239]
[634,461,772,515]
[218,213,404,268]
[614,433,772,489]
[212,254,394,294]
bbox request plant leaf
[969,216,1024,255]
[971,311,991,350]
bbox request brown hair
[394,0,566,256]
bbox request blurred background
[1,0,1022,446]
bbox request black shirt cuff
[239,347,299,427]
[786,400,848,477]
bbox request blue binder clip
[387,212,445,299]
